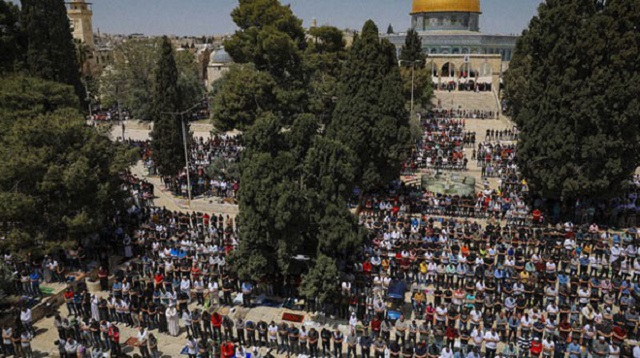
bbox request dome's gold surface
[411,0,481,14]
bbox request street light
[398,60,423,119]
[162,99,204,208]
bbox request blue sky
[83,0,542,36]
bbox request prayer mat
[282,312,304,323]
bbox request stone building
[206,46,233,89]
[385,0,519,95]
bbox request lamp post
[162,99,205,208]
[398,60,423,118]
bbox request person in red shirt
[445,325,459,349]
[98,267,109,291]
[211,311,223,341]
[370,315,381,337]
[363,260,372,276]
[108,324,121,355]
[221,340,235,358]
[154,272,164,288]
[530,337,542,357]
[612,324,627,345]
[425,304,435,328]
[64,288,75,315]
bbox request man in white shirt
[542,336,554,356]
[435,305,448,324]
[441,345,454,358]
[483,328,499,358]
[20,307,34,335]
[633,344,640,358]
[136,326,149,358]
[180,277,191,299]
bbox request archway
[426,61,438,77]
[459,63,477,78]
[441,62,456,77]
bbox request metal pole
[410,62,415,118]
[87,95,93,125]
[181,112,192,207]
[118,99,124,139]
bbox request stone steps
[432,90,499,113]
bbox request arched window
[441,62,456,77]
[426,61,438,77]
[459,63,477,78]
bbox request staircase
[432,90,499,114]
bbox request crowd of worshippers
[431,108,497,120]
[4,195,640,357]
[121,171,156,208]
[404,118,473,173]
[353,203,640,358]
[360,179,531,223]
[130,134,243,199]
[484,128,519,142]
[472,143,517,180]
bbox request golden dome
[411,0,481,14]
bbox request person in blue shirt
[29,270,40,298]
[241,281,253,307]
[558,273,569,286]
[567,341,581,358]
[507,315,519,343]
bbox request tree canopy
[210,64,277,131]
[99,38,204,120]
[327,20,411,191]
[0,75,136,255]
[399,28,425,66]
[504,0,640,201]
[0,0,24,73]
[21,0,85,101]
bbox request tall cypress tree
[505,0,640,202]
[150,36,186,177]
[327,20,410,190]
[399,28,425,67]
[21,0,84,101]
[0,0,24,73]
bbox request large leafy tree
[233,114,315,279]
[299,255,340,305]
[99,38,204,120]
[150,36,186,177]
[210,64,277,131]
[225,0,306,79]
[327,20,411,190]
[0,74,78,133]
[224,1,364,299]
[0,75,136,255]
[504,0,640,201]
[216,0,308,127]
[305,26,347,125]
[21,0,85,101]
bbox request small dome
[210,46,232,65]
